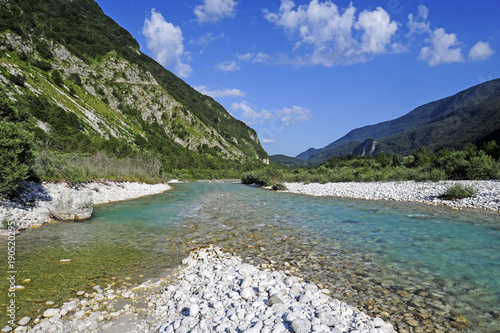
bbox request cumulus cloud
[469,41,495,61]
[194,85,245,98]
[406,5,430,36]
[264,0,399,66]
[231,102,312,126]
[143,9,192,77]
[231,101,262,124]
[277,106,312,126]
[216,60,240,72]
[418,28,464,66]
[355,7,398,54]
[407,5,491,66]
[194,0,237,24]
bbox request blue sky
[95,0,500,157]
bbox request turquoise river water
[1,182,499,332]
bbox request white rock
[73,310,85,319]
[42,309,60,318]
[240,287,255,300]
[17,317,31,326]
[291,319,311,333]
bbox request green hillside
[269,154,309,167]
[0,0,268,187]
[297,79,500,164]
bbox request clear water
[1,182,499,331]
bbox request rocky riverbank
[0,181,172,234]
[282,180,500,211]
[1,246,396,333]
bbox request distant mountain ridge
[297,78,500,164]
[0,0,268,171]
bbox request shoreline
[282,180,500,212]
[0,180,172,235]
[1,246,396,333]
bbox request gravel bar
[1,246,396,332]
[283,180,500,211]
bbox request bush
[439,184,476,200]
[0,121,34,197]
[272,183,287,191]
[241,170,269,186]
[8,73,25,86]
[33,59,52,71]
[51,69,64,87]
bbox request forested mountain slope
[0,0,268,175]
[297,79,500,164]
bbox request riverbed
[1,182,499,332]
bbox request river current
[1,182,499,332]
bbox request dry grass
[34,148,166,183]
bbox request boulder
[50,188,93,220]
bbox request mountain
[0,0,268,173]
[269,154,308,167]
[297,78,500,164]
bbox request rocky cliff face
[0,0,268,166]
[352,139,382,157]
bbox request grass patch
[439,184,476,200]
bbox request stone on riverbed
[42,308,60,318]
[148,245,396,333]
[49,188,93,220]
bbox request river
[1,181,499,332]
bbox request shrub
[33,59,52,71]
[51,69,64,87]
[0,121,34,197]
[272,183,287,191]
[69,73,82,86]
[8,73,25,86]
[241,171,269,186]
[439,184,476,200]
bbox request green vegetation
[0,0,267,163]
[269,154,308,167]
[439,184,476,200]
[243,143,500,186]
[0,0,269,191]
[0,120,35,197]
[272,183,288,191]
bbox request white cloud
[406,5,430,36]
[261,109,275,120]
[143,9,192,77]
[264,0,398,66]
[194,85,245,97]
[237,53,253,61]
[236,52,271,65]
[406,5,492,66]
[232,101,312,127]
[231,101,262,124]
[419,28,464,66]
[253,52,271,63]
[194,0,237,24]
[355,7,399,54]
[193,32,225,45]
[262,139,276,144]
[216,60,240,72]
[277,106,312,126]
[469,41,495,61]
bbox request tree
[51,69,64,87]
[0,121,35,197]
